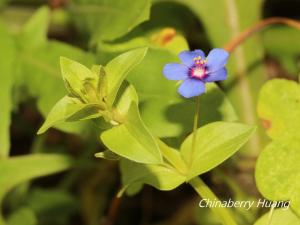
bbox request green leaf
[157,139,187,174]
[257,79,300,140]
[37,96,101,134]
[15,40,95,134]
[101,102,162,164]
[120,158,185,194]
[0,154,73,200]
[254,209,300,225]
[180,122,256,179]
[0,22,15,158]
[60,57,97,101]
[69,0,151,41]
[105,47,148,105]
[93,65,108,100]
[114,82,138,116]
[17,6,50,50]
[8,208,37,225]
[255,136,300,216]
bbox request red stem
[224,17,300,52]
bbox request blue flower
[163,48,229,98]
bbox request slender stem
[104,190,122,225]
[189,177,238,225]
[224,17,300,53]
[188,97,237,225]
[189,96,200,165]
[267,204,275,225]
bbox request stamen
[190,58,208,80]
[193,56,202,61]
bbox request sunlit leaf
[255,136,300,216]
[101,102,162,164]
[105,47,148,104]
[257,79,300,140]
[37,96,101,134]
[114,83,138,116]
[181,122,256,179]
[60,57,96,101]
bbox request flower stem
[224,17,300,53]
[188,96,237,225]
[189,177,238,225]
[189,96,200,166]
[267,204,275,225]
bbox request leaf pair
[37,47,148,134]
[255,79,300,217]
[118,122,255,195]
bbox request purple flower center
[189,56,208,80]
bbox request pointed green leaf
[115,83,138,115]
[92,65,108,100]
[101,102,162,164]
[15,13,95,135]
[181,122,256,179]
[18,6,50,50]
[0,154,72,203]
[105,47,148,105]
[60,57,97,101]
[38,96,101,134]
[255,136,300,216]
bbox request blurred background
[1,0,300,225]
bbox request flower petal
[179,50,206,67]
[163,63,189,80]
[206,48,229,72]
[178,78,205,98]
[204,68,227,82]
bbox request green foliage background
[0,0,300,225]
